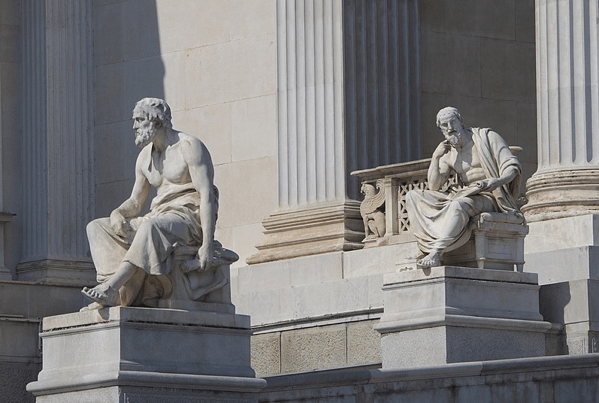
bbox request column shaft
[524,0,599,219]
[18,0,95,285]
[248,0,420,264]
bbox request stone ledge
[263,353,599,390]
[383,265,539,286]
[246,201,364,264]
[42,306,250,332]
[526,246,599,284]
[27,370,267,396]
[525,213,599,254]
[375,314,552,334]
[16,259,97,287]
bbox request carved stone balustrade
[351,158,431,247]
[352,156,528,272]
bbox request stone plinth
[26,307,265,402]
[444,212,529,272]
[375,266,551,369]
[524,214,599,354]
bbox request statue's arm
[476,131,520,192]
[477,165,518,192]
[182,137,217,271]
[109,150,151,234]
[428,141,451,191]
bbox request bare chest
[447,144,481,173]
[446,144,486,184]
[144,146,191,187]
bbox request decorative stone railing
[351,149,527,273]
[351,159,432,247]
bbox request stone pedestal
[26,307,265,402]
[524,214,599,354]
[375,266,551,369]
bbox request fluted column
[248,0,420,264]
[18,0,95,285]
[277,0,346,209]
[523,0,599,220]
[0,79,14,280]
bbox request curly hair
[436,106,463,128]
[132,98,173,128]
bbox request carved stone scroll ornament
[360,180,386,241]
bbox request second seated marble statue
[406,106,523,268]
[82,97,232,310]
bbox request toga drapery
[86,183,217,306]
[406,128,521,255]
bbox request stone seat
[444,212,528,272]
[155,241,239,313]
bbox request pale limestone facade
[2,0,536,277]
[2,0,599,402]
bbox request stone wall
[234,243,420,377]
[93,0,279,267]
[420,0,537,189]
[0,362,38,403]
[259,354,599,402]
[0,281,86,402]
[0,0,22,275]
[252,319,381,376]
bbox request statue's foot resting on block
[81,283,118,307]
[80,301,104,312]
[417,250,441,268]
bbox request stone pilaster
[248,0,420,264]
[0,78,14,280]
[523,0,599,357]
[18,0,95,285]
[523,0,599,220]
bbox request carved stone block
[375,266,551,368]
[444,212,529,271]
[27,307,265,402]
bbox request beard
[446,130,462,147]
[135,127,155,148]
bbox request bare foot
[417,251,441,268]
[81,283,119,307]
[79,301,104,312]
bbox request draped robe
[406,128,522,254]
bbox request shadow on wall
[539,283,571,355]
[93,0,165,218]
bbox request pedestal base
[16,258,97,286]
[246,201,364,264]
[26,307,265,402]
[523,169,599,221]
[525,214,599,355]
[375,266,551,368]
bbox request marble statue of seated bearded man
[406,106,523,268]
[81,97,218,310]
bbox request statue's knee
[406,190,419,206]
[137,219,155,233]
[450,198,467,210]
[86,218,105,237]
